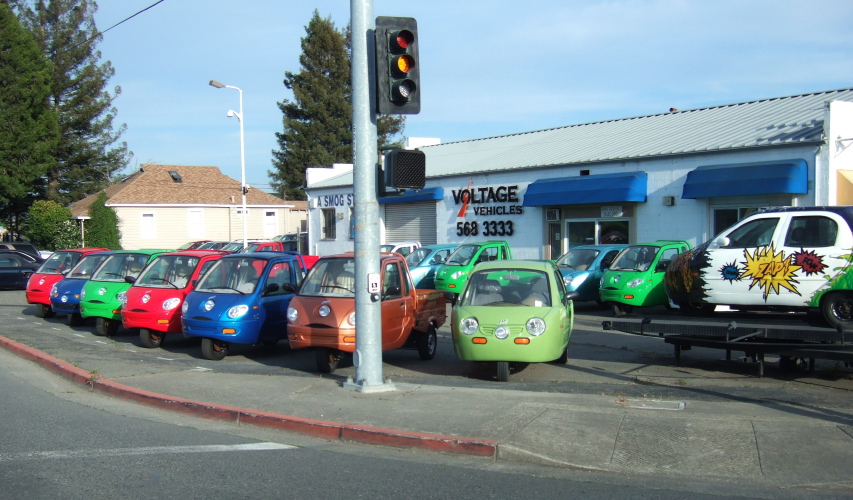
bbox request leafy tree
[24,199,72,250]
[53,219,82,249]
[270,10,404,200]
[86,191,121,249]
[0,2,59,238]
[11,0,131,205]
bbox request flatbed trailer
[602,318,853,377]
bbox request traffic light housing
[375,16,420,115]
[384,149,425,190]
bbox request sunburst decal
[792,249,828,276]
[739,245,802,299]
[718,261,741,283]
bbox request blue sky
[93,0,853,193]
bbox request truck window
[383,262,402,299]
[723,218,778,248]
[785,216,838,248]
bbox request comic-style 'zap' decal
[738,245,801,299]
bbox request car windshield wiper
[148,277,178,289]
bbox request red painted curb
[0,335,497,457]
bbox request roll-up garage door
[384,201,436,245]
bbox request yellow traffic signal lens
[395,55,414,74]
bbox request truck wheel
[417,326,438,360]
[35,304,55,319]
[611,303,633,316]
[201,338,229,360]
[496,361,510,382]
[95,317,119,336]
[315,348,342,374]
[68,313,84,326]
[139,328,163,349]
[821,292,853,330]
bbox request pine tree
[0,2,59,238]
[86,191,121,249]
[12,0,131,206]
[270,11,404,200]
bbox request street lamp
[209,79,248,249]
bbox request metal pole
[345,0,393,392]
[237,87,247,250]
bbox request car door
[779,213,851,306]
[380,260,413,348]
[258,260,295,340]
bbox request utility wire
[79,0,167,47]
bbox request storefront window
[712,207,763,236]
[321,208,336,240]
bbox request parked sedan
[0,250,43,290]
[554,244,627,302]
[405,243,459,289]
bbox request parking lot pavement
[2,291,853,490]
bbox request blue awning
[682,159,808,199]
[522,172,647,207]
[379,187,444,205]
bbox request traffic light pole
[345,0,394,393]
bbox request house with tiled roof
[69,164,307,250]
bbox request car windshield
[460,269,551,307]
[298,258,355,297]
[221,242,244,252]
[67,253,109,280]
[445,245,478,266]
[610,246,659,272]
[91,253,149,282]
[36,250,82,275]
[555,249,599,270]
[195,257,266,295]
[136,254,200,289]
[406,247,432,267]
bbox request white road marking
[0,442,295,462]
[156,357,174,361]
[191,367,213,372]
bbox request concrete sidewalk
[1,333,851,492]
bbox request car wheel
[315,348,342,374]
[95,317,119,336]
[821,292,853,330]
[417,325,437,360]
[68,313,84,327]
[611,303,633,316]
[552,346,569,364]
[496,361,510,382]
[139,328,163,349]
[201,338,229,361]
[35,304,55,319]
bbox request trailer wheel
[139,328,163,349]
[315,348,342,374]
[417,326,437,360]
[201,338,228,360]
[821,292,853,330]
[95,317,119,336]
[35,304,55,319]
[496,361,510,382]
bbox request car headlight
[39,277,46,285]
[51,284,58,296]
[451,271,467,280]
[563,275,573,286]
[162,298,181,311]
[347,312,356,326]
[460,317,478,335]
[628,279,644,288]
[181,301,189,314]
[494,326,509,339]
[142,293,151,304]
[227,304,249,319]
[287,307,298,323]
[526,317,546,336]
[318,304,331,317]
[81,289,86,299]
[117,291,126,304]
[98,287,106,296]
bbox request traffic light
[374,16,420,115]
[384,149,425,190]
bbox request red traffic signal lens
[391,29,414,51]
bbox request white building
[305,88,853,259]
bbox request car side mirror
[263,283,280,295]
[714,236,731,248]
[124,276,136,284]
[280,282,297,294]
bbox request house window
[264,211,277,239]
[188,209,203,239]
[321,208,336,240]
[141,213,156,239]
[712,206,763,235]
